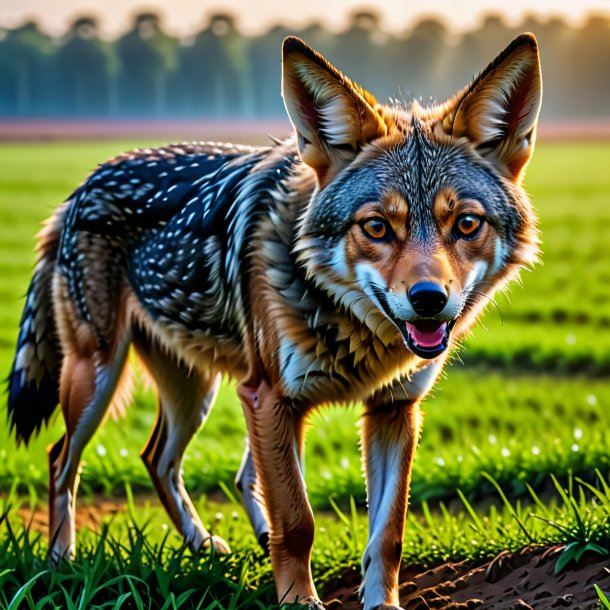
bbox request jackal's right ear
[282,36,387,185]
[442,33,542,183]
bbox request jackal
[8,34,541,609]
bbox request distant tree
[0,21,53,116]
[297,21,337,65]
[389,17,451,104]
[333,11,388,96]
[1,10,609,121]
[566,15,610,118]
[54,17,113,117]
[116,13,177,116]
[452,14,516,94]
[519,15,573,120]
[248,24,292,117]
[173,13,249,117]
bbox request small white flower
[119,448,128,457]
[501,448,510,458]
[573,428,583,440]
[96,444,107,457]
[571,443,579,452]
[586,394,597,406]
[435,456,445,467]
[566,333,576,346]
[161,523,168,531]
[340,457,349,469]
[488,434,497,445]
[532,446,540,455]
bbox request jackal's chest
[256,288,419,405]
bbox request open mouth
[400,319,454,359]
[368,285,455,359]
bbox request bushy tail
[7,202,69,444]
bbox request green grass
[1,472,609,608]
[1,140,609,608]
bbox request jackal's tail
[7,203,68,444]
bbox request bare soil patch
[18,497,127,534]
[325,546,610,609]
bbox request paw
[49,541,75,564]
[203,534,231,555]
[371,605,404,610]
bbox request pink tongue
[406,322,447,348]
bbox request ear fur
[282,36,387,184]
[443,33,542,182]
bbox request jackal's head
[284,34,542,360]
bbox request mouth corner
[402,319,455,359]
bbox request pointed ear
[282,36,387,185]
[443,33,542,182]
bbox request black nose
[408,282,448,316]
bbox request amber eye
[453,214,483,240]
[361,218,392,241]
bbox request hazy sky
[1,0,609,37]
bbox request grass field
[0,140,609,608]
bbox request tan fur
[238,376,317,604]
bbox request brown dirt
[324,546,610,610]
[15,501,610,609]
[18,498,127,534]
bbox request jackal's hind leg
[236,438,270,551]
[136,338,229,553]
[49,334,131,562]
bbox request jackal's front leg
[359,397,422,610]
[237,378,321,608]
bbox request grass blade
[8,571,48,610]
[481,472,533,543]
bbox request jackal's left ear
[443,33,542,182]
[282,36,387,185]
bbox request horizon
[2,0,609,39]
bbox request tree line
[1,11,609,120]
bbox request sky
[1,0,609,38]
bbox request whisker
[466,289,504,325]
[465,279,496,290]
